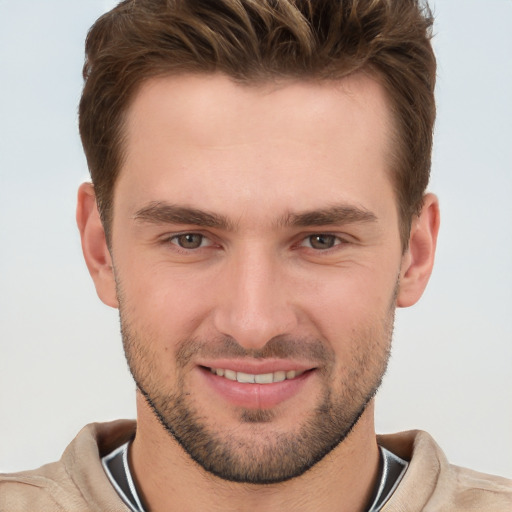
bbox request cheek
[119,264,214,339]
[115,242,401,348]
[303,265,397,326]
[310,276,395,383]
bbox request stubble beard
[118,295,394,484]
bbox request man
[1,0,510,510]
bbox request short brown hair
[79,0,436,247]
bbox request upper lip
[197,359,316,374]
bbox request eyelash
[164,232,348,253]
[167,233,213,251]
[299,234,346,251]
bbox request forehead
[125,72,391,150]
[116,73,395,223]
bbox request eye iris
[310,234,335,249]
[177,234,203,249]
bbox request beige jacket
[1,420,511,511]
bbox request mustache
[175,335,334,367]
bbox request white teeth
[224,369,237,381]
[237,372,255,383]
[255,373,274,384]
[210,367,305,384]
[273,370,286,382]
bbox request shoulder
[0,461,86,511]
[378,430,512,512]
[440,464,512,510]
[0,420,136,512]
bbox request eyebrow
[281,205,378,227]
[133,202,234,230]
[133,201,377,230]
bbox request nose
[212,246,299,350]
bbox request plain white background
[1,0,511,477]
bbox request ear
[397,193,440,308]
[76,182,119,308]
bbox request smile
[209,367,305,384]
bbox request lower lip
[199,367,313,409]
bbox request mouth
[207,367,306,384]
[197,362,317,409]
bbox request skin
[77,73,439,511]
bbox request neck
[130,393,380,512]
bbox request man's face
[109,74,405,483]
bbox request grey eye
[308,234,337,250]
[173,233,204,249]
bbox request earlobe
[397,193,440,308]
[76,183,119,308]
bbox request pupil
[311,234,334,249]
[179,234,202,248]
